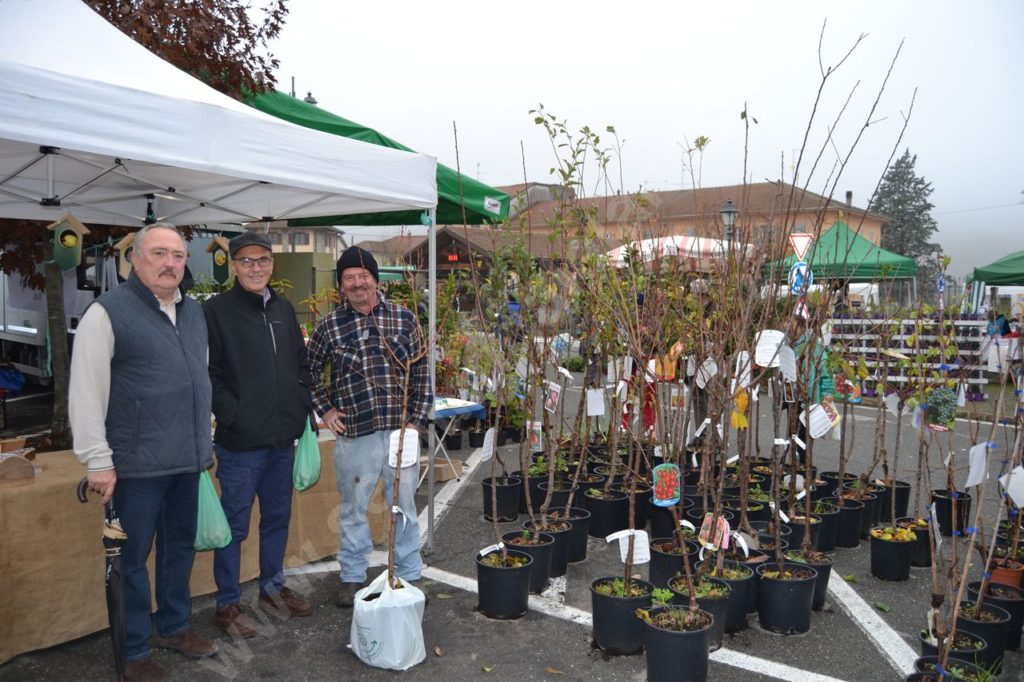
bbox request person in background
[70,223,216,682]
[787,304,835,464]
[306,246,431,608]
[203,231,313,639]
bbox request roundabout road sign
[789,261,813,295]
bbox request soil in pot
[584,487,629,538]
[755,561,817,634]
[523,519,572,578]
[782,514,821,551]
[956,600,1012,675]
[667,576,730,652]
[913,656,985,681]
[476,550,532,619]
[590,577,653,655]
[869,525,916,581]
[917,629,988,667]
[574,471,607,497]
[967,581,1023,652]
[639,606,712,682]
[648,538,699,588]
[482,475,521,522]
[548,506,592,563]
[502,530,553,594]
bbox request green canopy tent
[768,221,917,282]
[247,91,510,226]
[972,250,1024,286]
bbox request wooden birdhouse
[113,233,135,280]
[46,213,90,272]
[206,236,231,284]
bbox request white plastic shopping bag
[350,570,426,670]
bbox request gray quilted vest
[97,273,212,478]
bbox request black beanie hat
[336,246,379,283]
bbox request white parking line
[827,571,917,675]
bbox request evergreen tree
[874,149,941,302]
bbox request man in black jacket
[203,231,313,638]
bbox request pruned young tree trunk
[44,250,71,449]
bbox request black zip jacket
[203,282,311,451]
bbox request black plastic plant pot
[782,515,821,551]
[523,520,571,578]
[444,430,463,451]
[869,529,914,581]
[516,472,547,515]
[575,472,607,497]
[666,577,730,653]
[501,531,553,594]
[649,498,694,540]
[835,499,865,548]
[931,490,973,537]
[590,577,653,655]
[878,480,911,522]
[613,483,651,530]
[584,489,629,538]
[813,500,841,553]
[856,493,879,538]
[467,429,486,449]
[684,507,734,530]
[538,481,575,513]
[967,581,1023,652]
[956,600,1011,675]
[482,476,521,522]
[476,550,532,620]
[648,538,699,588]
[750,520,793,543]
[642,607,712,682]
[917,629,988,667]
[755,561,818,634]
[699,559,755,634]
[787,553,833,612]
[819,471,857,499]
[549,506,592,563]
[912,655,984,680]
[593,464,625,487]
[896,517,932,568]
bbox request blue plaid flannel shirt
[307,293,431,437]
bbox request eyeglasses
[234,256,274,269]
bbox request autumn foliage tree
[0,0,289,446]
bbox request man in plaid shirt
[307,246,431,607]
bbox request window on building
[758,225,770,243]
[266,231,282,245]
[315,231,328,252]
[290,231,310,246]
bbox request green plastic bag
[293,417,321,491]
[194,470,231,551]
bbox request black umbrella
[77,477,127,681]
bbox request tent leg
[427,208,438,553]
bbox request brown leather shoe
[259,586,313,617]
[333,580,368,608]
[124,657,167,682]
[214,603,258,639]
[152,628,218,659]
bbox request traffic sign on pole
[789,233,813,261]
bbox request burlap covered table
[0,435,387,665]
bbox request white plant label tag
[726,454,739,464]
[480,541,505,556]
[965,443,988,488]
[912,405,923,431]
[479,428,496,463]
[557,366,575,385]
[796,489,807,501]
[957,384,967,407]
[770,502,791,524]
[387,428,420,468]
[792,434,807,451]
[732,531,750,558]
[654,445,663,459]
[696,358,718,389]
[680,519,697,532]
[516,357,529,379]
[606,529,650,564]
[586,388,605,416]
[686,355,697,377]
[754,330,785,367]
[930,503,942,552]
[884,392,901,418]
[778,345,797,383]
[774,437,790,447]
[734,351,752,389]
[998,465,1024,507]
[821,321,833,347]
[799,403,838,440]
[694,418,711,438]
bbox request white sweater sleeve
[69,304,115,471]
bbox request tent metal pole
[427,207,438,552]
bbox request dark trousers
[114,472,199,662]
[213,445,295,607]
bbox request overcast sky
[271,0,1022,278]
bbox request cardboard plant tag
[652,463,682,507]
[526,421,544,452]
[698,513,730,551]
[544,381,561,413]
[669,385,687,409]
[799,403,839,439]
[606,529,650,565]
[387,428,420,468]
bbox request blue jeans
[113,473,199,662]
[334,431,421,583]
[213,445,295,607]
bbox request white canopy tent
[0,0,437,226]
[607,235,757,272]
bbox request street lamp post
[720,199,738,242]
